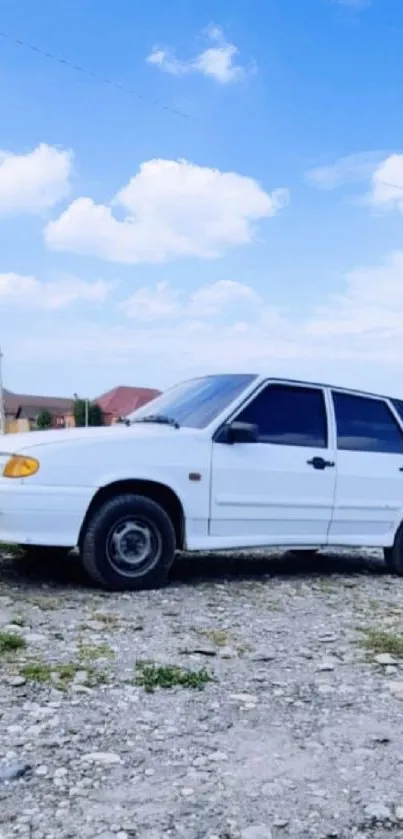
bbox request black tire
[81,494,176,591]
[22,545,72,562]
[287,549,319,559]
[384,530,403,574]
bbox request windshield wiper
[132,414,180,429]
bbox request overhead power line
[0,29,195,121]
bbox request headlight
[2,455,40,479]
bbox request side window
[332,391,403,453]
[236,384,327,448]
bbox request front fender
[95,469,186,506]
[86,465,210,526]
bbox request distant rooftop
[95,386,160,418]
[4,384,160,421]
[4,389,74,419]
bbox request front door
[328,390,403,546]
[210,382,337,546]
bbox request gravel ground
[1,547,403,839]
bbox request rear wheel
[81,494,176,591]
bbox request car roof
[253,374,401,404]
[184,372,401,404]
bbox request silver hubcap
[106,517,162,578]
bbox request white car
[1,373,403,590]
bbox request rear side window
[236,384,327,447]
[332,391,403,453]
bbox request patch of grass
[28,596,62,611]
[78,643,114,661]
[237,642,253,656]
[358,628,403,658]
[0,630,26,655]
[90,612,120,626]
[54,663,80,684]
[21,659,109,688]
[265,600,281,612]
[135,660,214,693]
[21,661,74,685]
[21,662,55,683]
[200,629,231,647]
[315,578,336,593]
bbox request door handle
[307,456,335,470]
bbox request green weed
[0,631,26,655]
[135,661,213,693]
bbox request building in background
[3,385,160,433]
[4,389,75,433]
[95,386,160,425]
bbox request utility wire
[0,29,196,121]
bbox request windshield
[128,374,257,429]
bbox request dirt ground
[1,547,403,839]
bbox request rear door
[328,390,403,546]
[209,381,337,546]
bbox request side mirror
[222,421,258,444]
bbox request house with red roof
[95,386,160,425]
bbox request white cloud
[146,25,254,84]
[304,251,403,341]
[120,281,180,321]
[0,143,72,215]
[306,152,385,190]
[6,249,403,400]
[370,154,403,212]
[307,151,403,217]
[119,250,403,391]
[188,279,260,316]
[0,272,112,310]
[120,279,261,321]
[45,158,288,264]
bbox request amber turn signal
[2,455,40,479]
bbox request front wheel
[384,539,403,575]
[81,494,176,591]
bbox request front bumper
[0,482,93,547]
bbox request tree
[90,403,104,427]
[36,409,52,430]
[73,399,104,427]
[73,399,86,428]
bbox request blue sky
[1,0,403,399]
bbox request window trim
[388,398,403,434]
[331,389,403,454]
[214,380,330,448]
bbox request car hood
[0,423,199,454]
